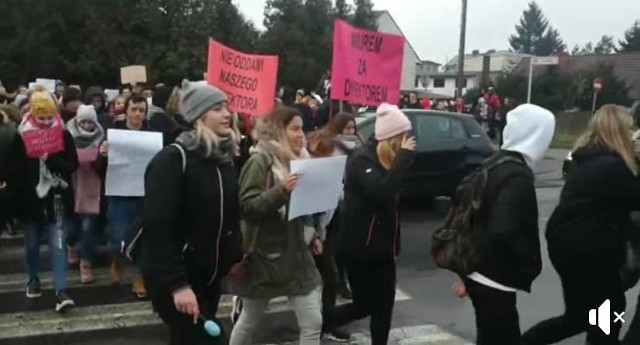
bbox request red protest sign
[207,40,279,116]
[331,19,405,106]
[22,127,65,158]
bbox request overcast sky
[236,0,640,63]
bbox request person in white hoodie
[453,104,555,345]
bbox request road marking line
[0,289,411,339]
[352,325,473,345]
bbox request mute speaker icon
[589,299,625,335]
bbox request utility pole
[456,0,468,99]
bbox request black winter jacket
[148,107,188,146]
[338,140,413,262]
[141,144,243,292]
[0,128,25,224]
[546,146,640,269]
[17,130,79,223]
[472,150,541,292]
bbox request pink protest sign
[331,19,405,106]
[22,127,65,158]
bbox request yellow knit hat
[30,85,58,117]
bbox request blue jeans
[107,197,143,259]
[67,214,98,264]
[25,222,69,292]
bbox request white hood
[501,104,556,170]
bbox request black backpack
[431,155,523,275]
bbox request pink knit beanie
[375,103,412,141]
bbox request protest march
[2,1,640,345]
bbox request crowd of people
[399,87,509,143]
[1,79,640,345]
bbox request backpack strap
[170,143,187,173]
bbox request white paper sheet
[288,155,347,220]
[104,89,120,102]
[35,78,57,93]
[105,129,163,197]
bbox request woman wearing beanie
[65,105,104,283]
[229,106,323,345]
[141,83,242,345]
[97,94,150,298]
[336,103,415,345]
[17,85,78,313]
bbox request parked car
[357,109,496,198]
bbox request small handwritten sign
[22,127,65,158]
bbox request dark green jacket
[230,152,320,299]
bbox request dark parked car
[357,109,496,198]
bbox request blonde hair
[574,104,637,176]
[166,87,181,116]
[377,133,405,170]
[194,119,220,157]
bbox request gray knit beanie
[181,83,228,124]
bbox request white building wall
[446,51,528,74]
[427,76,478,98]
[376,12,419,91]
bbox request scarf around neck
[334,134,362,155]
[18,112,64,134]
[252,139,310,184]
[66,118,105,149]
[18,113,69,197]
[175,129,237,162]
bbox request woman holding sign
[337,103,415,345]
[229,106,323,345]
[17,85,79,313]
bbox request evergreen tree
[509,2,548,54]
[334,0,352,20]
[352,0,378,30]
[509,2,566,55]
[618,20,640,52]
[260,0,311,88]
[595,35,616,54]
[0,0,259,88]
[536,27,566,55]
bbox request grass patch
[551,132,580,149]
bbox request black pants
[146,275,224,345]
[329,205,349,294]
[314,239,338,332]
[333,260,396,345]
[466,278,520,345]
[522,257,625,345]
